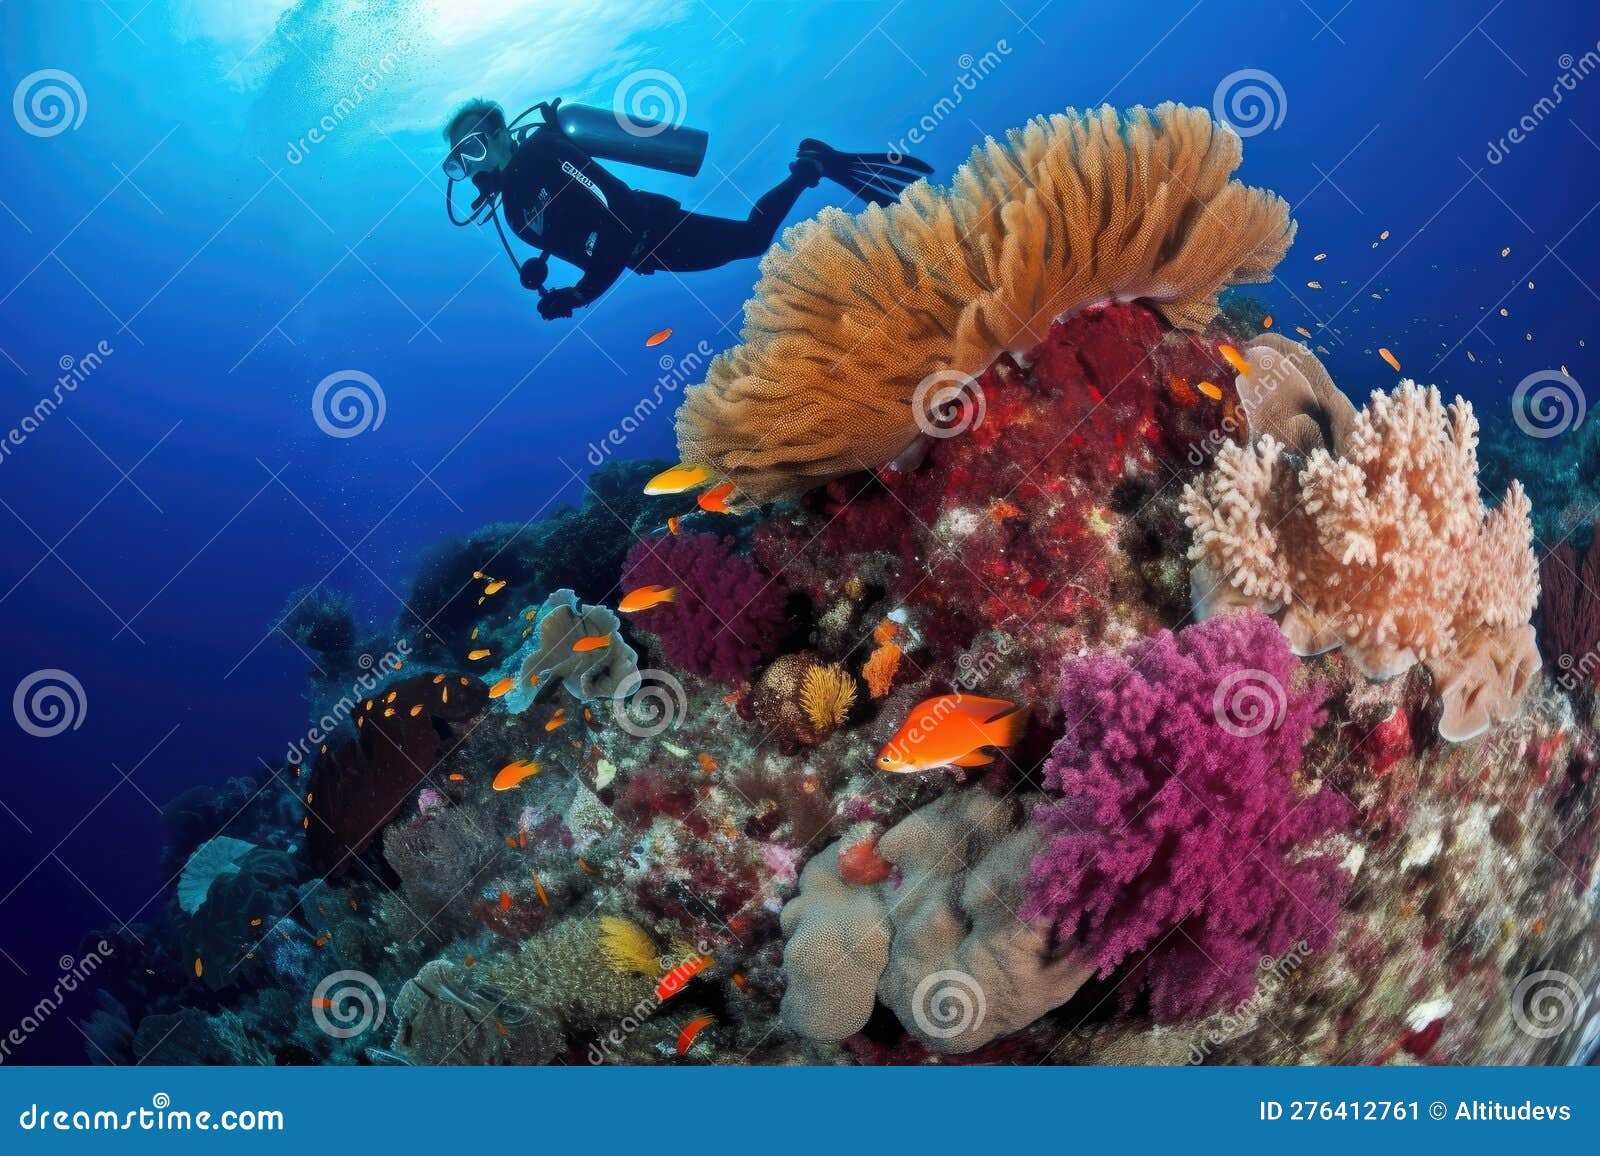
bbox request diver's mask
[443,130,494,181]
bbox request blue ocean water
[0,0,1595,1063]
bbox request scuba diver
[442,98,933,320]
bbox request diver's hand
[537,287,584,320]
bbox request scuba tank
[445,98,709,294]
[535,100,708,177]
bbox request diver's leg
[643,161,821,271]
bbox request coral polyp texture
[1183,379,1541,741]
[1021,612,1351,1022]
[675,103,1294,502]
[85,108,1600,1070]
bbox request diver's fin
[798,139,934,206]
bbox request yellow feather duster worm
[596,916,661,976]
[676,103,1295,502]
[800,664,857,733]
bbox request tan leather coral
[675,103,1295,502]
[1182,380,1540,741]
[1235,333,1358,455]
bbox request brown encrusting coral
[1183,380,1540,741]
[675,103,1295,502]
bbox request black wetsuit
[495,125,815,307]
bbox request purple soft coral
[1021,611,1351,1022]
[621,532,788,683]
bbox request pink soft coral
[1021,612,1351,1022]
[620,532,789,683]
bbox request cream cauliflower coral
[1183,379,1539,741]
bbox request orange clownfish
[874,694,1028,774]
[618,585,677,613]
[696,481,737,514]
[644,463,713,496]
[492,760,541,791]
[571,635,611,653]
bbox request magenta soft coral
[1021,612,1352,1022]
[620,532,788,683]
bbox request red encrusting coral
[1021,612,1353,1022]
[752,304,1237,676]
[621,532,790,683]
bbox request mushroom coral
[1183,380,1540,742]
[675,102,1294,502]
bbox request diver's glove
[537,286,585,320]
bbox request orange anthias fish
[667,515,681,536]
[676,1015,715,1056]
[657,955,714,1001]
[1217,343,1251,376]
[484,579,506,596]
[697,480,737,513]
[487,676,515,699]
[533,874,549,906]
[467,648,491,661]
[571,635,611,653]
[645,327,673,347]
[618,585,677,613]
[644,463,713,495]
[492,760,541,791]
[1196,380,1223,401]
[498,889,512,911]
[875,694,1029,774]
[545,709,568,732]
[1379,347,1401,372]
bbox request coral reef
[1232,332,1356,455]
[496,588,639,708]
[1538,528,1600,693]
[85,109,1600,1071]
[1022,613,1351,1022]
[1183,380,1540,741]
[620,532,790,682]
[305,671,489,875]
[676,103,1293,501]
[782,791,1092,1052]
